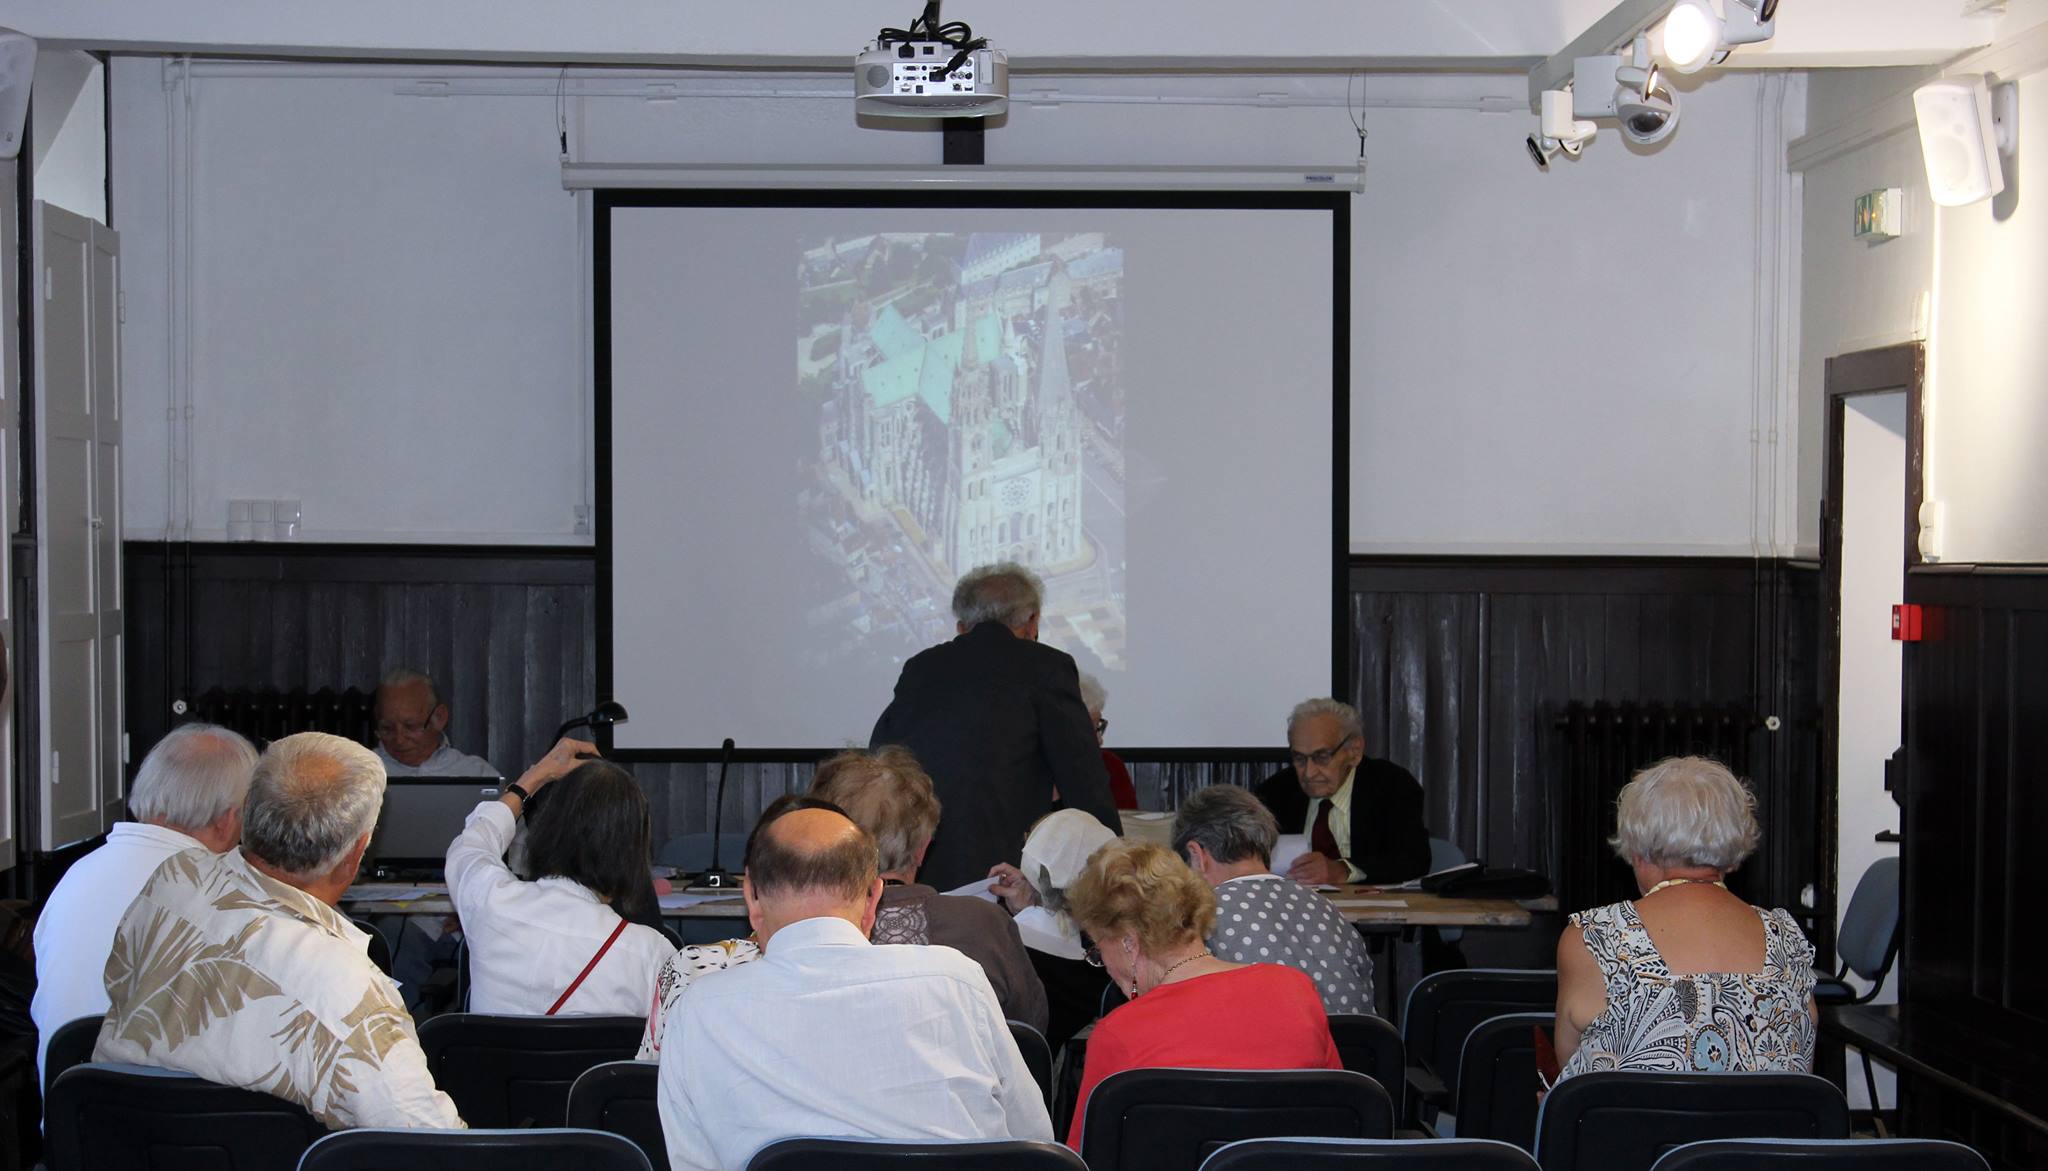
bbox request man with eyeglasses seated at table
[1252,698,1431,887]
[373,667,497,778]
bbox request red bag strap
[547,917,631,1016]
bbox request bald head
[744,803,880,904]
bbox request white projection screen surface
[600,191,1346,752]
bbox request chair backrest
[1009,1019,1054,1108]
[1534,1071,1851,1171]
[1648,1137,1990,1170]
[1200,1137,1541,1170]
[418,1012,646,1128]
[748,1136,1088,1170]
[297,1126,653,1171]
[44,1062,327,1171]
[567,1060,665,1170]
[42,1014,103,1098]
[347,916,395,977]
[1835,856,1901,982]
[1400,969,1557,1092]
[1428,838,1468,873]
[1326,1013,1406,1113]
[1453,1012,1550,1150]
[1079,1067,1393,1171]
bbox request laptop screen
[370,780,504,870]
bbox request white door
[35,202,120,848]
[0,160,18,871]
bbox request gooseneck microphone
[691,738,741,890]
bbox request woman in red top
[1061,840,1342,1149]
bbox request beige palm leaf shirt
[93,846,463,1131]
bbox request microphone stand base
[683,869,742,894]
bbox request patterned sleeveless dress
[1557,899,1817,1081]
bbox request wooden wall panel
[119,545,1818,903]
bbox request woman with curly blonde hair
[1061,839,1340,1148]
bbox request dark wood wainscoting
[1894,567,2048,1167]
[1351,558,1822,927]
[119,545,1818,912]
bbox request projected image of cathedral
[798,231,1127,672]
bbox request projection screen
[599,190,1346,753]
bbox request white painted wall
[112,62,1803,551]
[1834,392,1903,1111]
[30,50,106,225]
[1925,69,2048,564]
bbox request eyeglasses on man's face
[1288,733,1356,771]
[1094,717,1109,735]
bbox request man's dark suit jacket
[1253,758,1433,884]
[871,621,1121,892]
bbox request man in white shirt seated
[373,667,496,777]
[658,802,1053,1171]
[32,723,257,1087]
[95,732,463,1131]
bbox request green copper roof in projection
[858,312,1001,427]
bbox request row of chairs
[42,1058,1990,1171]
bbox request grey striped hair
[1286,697,1363,744]
[242,732,387,877]
[127,724,258,831]
[952,562,1044,629]
[1609,756,1761,871]
[1172,785,1280,868]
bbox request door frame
[1816,341,1923,966]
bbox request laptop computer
[367,779,504,874]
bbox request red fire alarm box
[1892,603,1924,641]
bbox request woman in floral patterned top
[1554,756,1817,1081]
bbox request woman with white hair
[1554,756,1817,1081]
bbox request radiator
[1556,701,1759,914]
[188,687,379,748]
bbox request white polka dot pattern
[1206,876,1375,1013]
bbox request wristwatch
[503,781,532,808]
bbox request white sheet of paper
[1013,906,1086,960]
[1269,833,1311,877]
[1334,899,1408,908]
[658,891,742,910]
[944,876,1001,903]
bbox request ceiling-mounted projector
[855,1,1007,119]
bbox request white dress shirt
[658,916,1053,1171]
[377,740,499,778]
[31,822,207,1084]
[446,800,674,1016]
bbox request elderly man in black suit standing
[870,562,1121,892]
[1254,698,1432,886]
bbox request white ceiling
[5,0,2039,71]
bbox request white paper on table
[944,876,1001,903]
[659,891,742,911]
[1334,899,1408,908]
[344,884,438,902]
[1269,834,1311,878]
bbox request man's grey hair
[242,732,388,877]
[952,562,1044,629]
[1172,785,1280,868]
[378,666,441,708]
[127,724,259,831]
[1077,672,1107,717]
[1609,756,1761,872]
[1286,697,1363,744]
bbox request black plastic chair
[1328,1013,1406,1117]
[1078,1067,1393,1171]
[417,1012,646,1128]
[1010,1019,1054,1109]
[44,1062,327,1171]
[297,1126,653,1170]
[1400,968,1557,1126]
[1533,1071,1850,1171]
[1452,1012,1550,1149]
[348,915,396,977]
[567,1060,665,1170]
[1200,1136,1541,1170]
[42,1014,104,1099]
[748,1136,1088,1170]
[1648,1137,1990,1170]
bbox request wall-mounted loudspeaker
[0,28,33,162]
[1913,74,2017,208]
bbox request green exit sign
[1854,188,1901,240]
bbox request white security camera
[1613,63,1679,146]
[1527,89,1597,170]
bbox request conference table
[341,880,1554,929]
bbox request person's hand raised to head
[987,861,1040,915]
[517,736,601,796]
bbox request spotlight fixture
[1527,88,1598,170]
[1656,0,1779,75]
[1568,39,1680,149]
